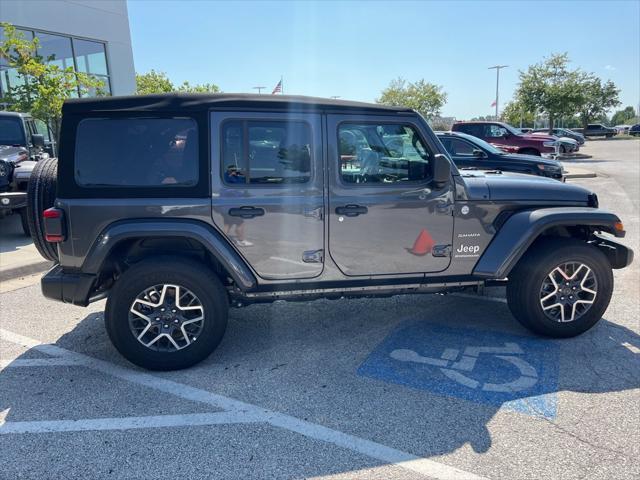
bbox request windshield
[0,117,26,146]
[502,123,523,136]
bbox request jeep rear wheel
[26,157,59,261]
[105,257,228,370]
[506,238,613,338]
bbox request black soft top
[62,93,415,115]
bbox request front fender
[82,219,257,290]
[473,207,625,278]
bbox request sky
[127,0,640,120]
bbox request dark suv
[28,94,633,370]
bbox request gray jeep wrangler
[0,111,49,235]
[28,94,634,370]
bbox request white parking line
[0,328,488,480]
[1,358,80,369]
[0,412,254,435]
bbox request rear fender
[473,208,627,278]
[82,219,257,290]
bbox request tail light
[43,207,66,243]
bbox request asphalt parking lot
[1,140,638,480]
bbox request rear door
[327,114,454,276]
[211,111,324,280]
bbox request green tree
[0,23,104,140]
[135,70,174,94]
[135,70,221,94]
[516,53,584,133]
[501,99,536,127]
[377,78,447,120]
[610,106,636,126]
[576,76,620,129]
[177,81,220,93]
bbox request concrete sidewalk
[0,214,52,282]
[562,164,597,179]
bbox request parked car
[530,132,579,154]
[532,128,585,145]
[629,124,640,137]
[573,124,617,138]
[452,121,559,156]
[436,131,564,180]
[614,125,631,135]
[0,111,49,235]
[27,94,633,370]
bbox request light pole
[488,65,508,119]
[252,86,266,94]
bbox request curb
[564,171,597,179]
[0,260,53,282]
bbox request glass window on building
[0,27,110,101]
[73,39,108,75]
[35,32,75,70]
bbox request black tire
[506,238,613,338]
[559,145,567,154]
[19,208,30,236]
[26,157,58,261]
[105,256,228,370]
[605,133,613,138]
[519,148,541,156]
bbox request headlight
[537,164,560,171]
[543,141,558,147]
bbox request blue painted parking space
[358,322,559,418]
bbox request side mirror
[31,134,45,149]
[472,148,486,158]
[432,154,451,188]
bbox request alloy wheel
[539,262,597,323]
[129,284,205,351]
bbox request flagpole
[281,75,283,95]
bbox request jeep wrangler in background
[0,111,50,235]
[27,94,634,370]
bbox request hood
[461,171,591,203]
[497,152,563,168]
[0,145,29,163]
[13,160,37,182]
[522,133,555,142]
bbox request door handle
[335,204,368,217]
[228,206,265,219]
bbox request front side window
[444,137,476,156]
[75,118,198,187]
[221,120,311,185]
[338,123,431,184]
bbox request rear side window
[338,123,432,184]
[75,118,198,187]
[221,120,311,185]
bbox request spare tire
[26,157,59,262]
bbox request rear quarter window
[74,117,198,187]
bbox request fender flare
[473,207,624,278]
[81,219,257,290]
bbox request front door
[327,115,454,276]
[211,111,324,280]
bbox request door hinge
[302,249,324,263]
[432,244,452,257]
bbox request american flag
[272,79,282,95]
[490,100,497,107]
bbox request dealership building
[0,0,136,97]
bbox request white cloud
[604,65,616,71]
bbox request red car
[452,121,558,156]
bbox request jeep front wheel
[105,256,228,370]
[506,238,613,338]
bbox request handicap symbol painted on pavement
[358,322,559,418]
